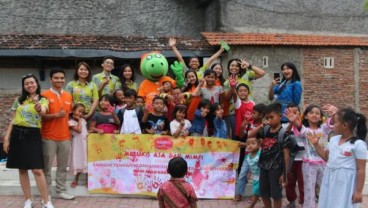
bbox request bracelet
[248,65,253,70]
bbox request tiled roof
[0,34,213,51]
[202,32,368,47]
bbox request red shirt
[157,178,198,208]
[234,97,255,137]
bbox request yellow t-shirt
[12,97,48,128]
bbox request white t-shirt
[120,109,142,134]
[170,119,192,136]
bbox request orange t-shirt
[138,76,176,105]
[41,89,73,141]
[215,79,222,86]
[186,86,201,121]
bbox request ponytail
[355,113,367,143]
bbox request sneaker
[55,192,75,200]
[285,202,296,208]
[42,200,55,208]
[23,199,33,208]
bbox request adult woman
[223,58,266,139]
[268,62,302,123]
[119,64,138,91]
[3,74,54,208]
[66,62,99,120]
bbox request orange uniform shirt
[41,89,73,141]
[138,76,176,105]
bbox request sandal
[232,196,242,204]
[70,181,78,188]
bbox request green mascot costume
[137,51,184,105]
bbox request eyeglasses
[22,73,33,78]
[104,61,114,65]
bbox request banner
[87,134,240,199]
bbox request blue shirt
[273,80,302,122]
[189,109,206,134]
[213,117,227,139]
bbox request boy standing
[157,157,198,208]
[117,89,143,134]
[142,97,170,135]
[92,57,121,96]
[248,103,291,208]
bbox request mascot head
[140,52,168,82]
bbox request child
[157,157,198,208]
[310,108,367,208]
[90,94,120,134]
[161,81,172,94]
[245,137,261,208]
[183,70,201,121]
[69,103,88,187]
[210,63,225,86]
[248,103,292,208]
[170,105,191,138]
[142,96,170,135]
[189,99,211,136]
[117,89,143,134]
[212,103,227,139]
[113,89,126,113]
[283,104,305,208]
[234,103,266,203]
[135,96,145,108]
[285,104,336,208]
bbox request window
[262,56,269,68]
[324,57,334,69]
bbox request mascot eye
[147,55,152,60]
[155,54,161,58]
[151,64,154,68]
[161,62,164,66]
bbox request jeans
[235,157,250,195]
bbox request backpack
[117,107,143,129]
[263,125,302,172]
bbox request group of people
[2,37,367,208]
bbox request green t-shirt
[12,97,48,128]
[92,72,121,95]
[65,80,99,113]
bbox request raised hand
[199,79,205,87]
[238,59,250,69]
[307,131,319,145]
[168,37,176,47]
[284,108,299,123]
[322,104,338,117]
[228,74,237,88]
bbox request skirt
[6,125,44,169]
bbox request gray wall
[217,0,368,35]
[0,0,207,38]
[1,0,367,37]
[220,46,302,104]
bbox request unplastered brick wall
[0,94,18,142]
[302,48,356,111]
[358,49,368,116]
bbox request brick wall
[302,48,357,111]
[0,94,18,142]
[358,49,368,115]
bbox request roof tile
[201,32,368,47]
[0,34,213,51]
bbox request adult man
[92,57,121,96]
[41,68,74,200]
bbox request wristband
[248,65,253,70]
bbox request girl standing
[210,63,225,87]
[120,64,138,91]
[183,70,200,121]
[66,62,99,120]
[113,89,126,113]
[311,108,367,208]
[89,95,120,134]
[69,103,88,188]
[3,74,53,208]
[269,62,302,123]
[285,104,336,208]
[170,105,192,138]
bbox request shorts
[259,168,283,199]
[253,180,259,195]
